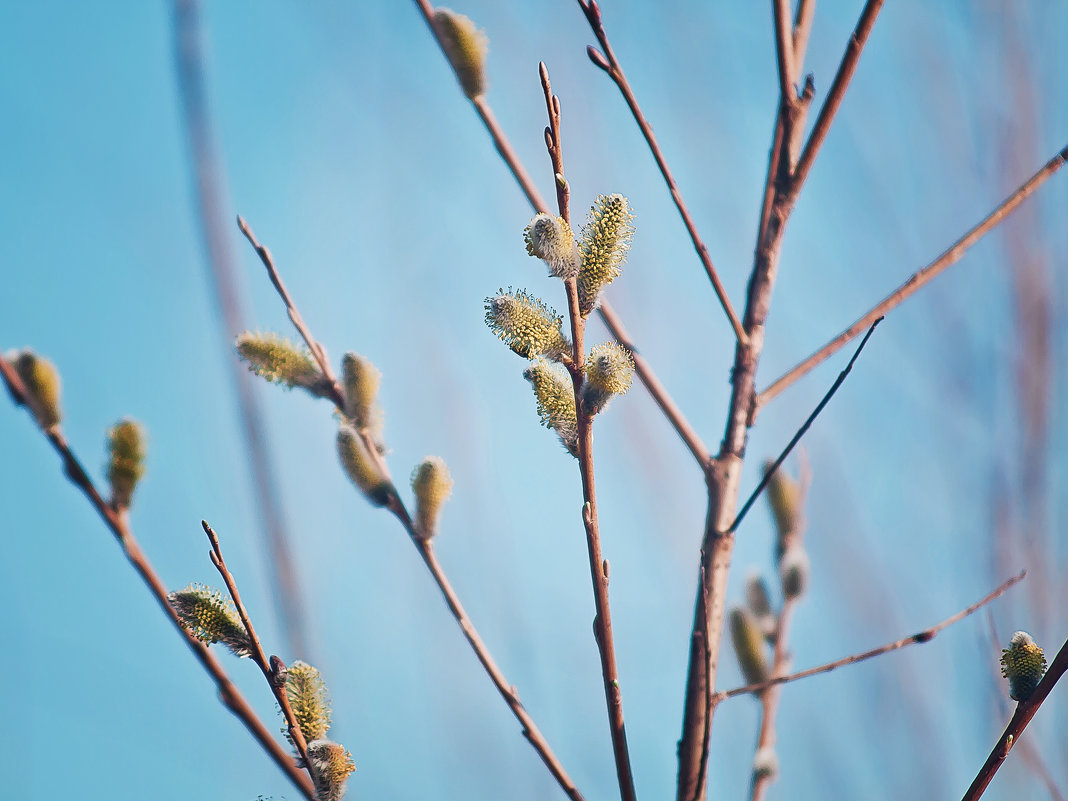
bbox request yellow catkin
[524,214,580,278]
[286,661,332,742]
[730,606,769,686]
[235,332,322,392]
[523,358,578,456]
[168,585,252,658]
[13,350,62,428]
[106,419,146,509]
[577,194,634,316]
[411,456,454,540]
[485,290,568,360]
[433,8,488,99]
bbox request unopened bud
[411,456,453,540]
[730,606,769,686]
[12,350,61,428]
[433,8,488,99]
[106,419,146,509]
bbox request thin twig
[172,0,310,661]
[715,571,1026,701]
[962,633,1068,801]
[0,358,316,801]
[578,0,748,345]
[789,0,885,199]
[409,0,711,469]
[757,142,1068,411]
[731,318,881,532]
[772,0,796,106]
[749,597,800,801]
[791,0,817,76]
[239,220,587,801]
[202,520,312,772]
[540,63,638,801]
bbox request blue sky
[1,2,1066,800]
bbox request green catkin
[285,661,332,743]
[524,214,580,279]
[168,585,252,658]
[12,350,62,428]
[1001,631,1047,701]
[577,194,634,316]
[523,358,578,457]
[236,332,323,393]
[484,289,569,360]
[336,424,392,507]
[730,606,769,686]
[106,419,146,509]
[763,460,801,563]
[432,8,488,99]
[411,456,454,540]
[340,352,384,446]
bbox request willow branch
[0,358,316,800]
[238,220,587,801]
[172,0,309,660]
[202,520,312,771]
[757,143,1068,411]
[749,596,800,801]
[789,0,885,199]
[962,633,1068,801]
[732,318,880,532]
[579,0,748,344]
[716,571,1025,701]
[409,0,711,469]
[541,63,638,801]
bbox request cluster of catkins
[485,194,637,455]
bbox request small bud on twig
[10,350,62,428]
[106,419,146,510]
[763,459,800,562]
[432,8,488,99]
[779,545,810,600]
[337,424,392,506]
[730,606,769,686]
[411,456,453,540]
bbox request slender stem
[789,0,885,199]
[732,318,880,532]
[757,142,1068,411]
[202,520,312,771]
[240,221,587,801]
[716,572,1026,701]
[961,634,1068,801]
[578,0,748,345]
[410,0,710,469]
[772,0,796,106]
[748,599,798,801]
[791,0,817,75]
[676,6,889,796]
[541,63,638,801]
[172,0,310,661]
[0,358,316,801]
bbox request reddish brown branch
[202,520,312,771]
[789,0,886,198]
[716,571,1025,701]
[962,634,1068,801]
[0,358,316,801]
[757,142,1068,411]
[540,64,638,801]
[239,220,587,801]
[578,0,748,345]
